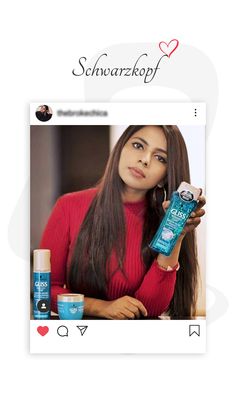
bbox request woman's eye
[132,142,143,150]
[155,155,167,164]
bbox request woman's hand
[162,195,206,236]
[102,296,148,320]
[183,195,206,235]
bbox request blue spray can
[149,182,201,256]
[33,249,51,320]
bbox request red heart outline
[37,326,49,336]
[159,39,179,58]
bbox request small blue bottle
[149,182,201,256]
[33,249,51,320]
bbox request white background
[1,1,235,419]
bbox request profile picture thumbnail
[35,105,53,122]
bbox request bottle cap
[177,182,201,201]
[33,249,51,272]
[57,294,84,303]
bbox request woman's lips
[128,167,146,178]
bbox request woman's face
[118,126,168,197]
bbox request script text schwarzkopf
[72,53,167,84]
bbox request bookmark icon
[189,325,200,337]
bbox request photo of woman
[37,125,206,320]
[35,105,53,122]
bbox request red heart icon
[37,326,49,336]
[159,39,179,57]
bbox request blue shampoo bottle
[149,182,201,256]
[33,249,51,320]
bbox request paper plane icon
[76,326,88,336]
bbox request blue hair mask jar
[57,294,84,320]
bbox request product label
[33,272,51,319]
[150,193,197,256]
[161,228,174,241]
[180,190,194,202]
[57,301,84,320]
[170,208,187,220]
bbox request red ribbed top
[40,188,177,317]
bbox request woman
[40,125,206,319]
[35,105,52,122]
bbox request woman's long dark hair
[68,126,199,318]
